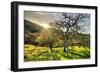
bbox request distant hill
[24,20,43,34]
[24,20,43,44]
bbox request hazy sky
[24,11,90,34]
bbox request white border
[18,5,95,68]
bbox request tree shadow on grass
[68,51,90,59]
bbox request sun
[41,24,50,29]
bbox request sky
[24,11,90,34]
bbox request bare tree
[50,13,89,53]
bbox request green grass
[24,44,90,62]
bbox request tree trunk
[64,47,66,52]
[63,32,67,52]
[63,38,67,52]
[49,43,53,52]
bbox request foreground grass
[24,44,90,62]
